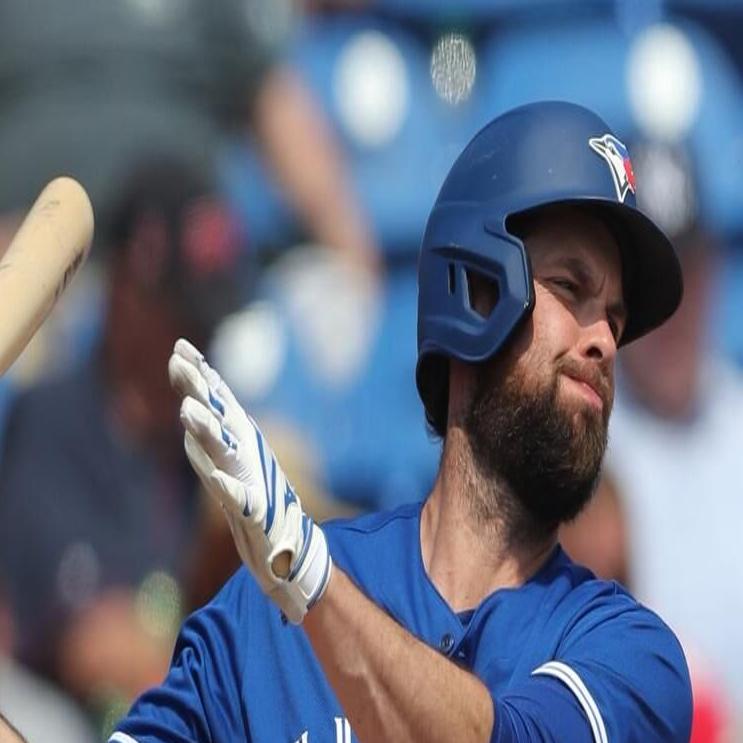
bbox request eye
[550,277,579,294]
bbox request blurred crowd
[0,0,742,740]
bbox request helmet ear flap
[416,223,535,438]
[419,266,503,439]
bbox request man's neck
[421,427,557,612]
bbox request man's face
[464,206,626,531]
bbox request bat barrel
[0,177,94,375]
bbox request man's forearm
[252,66,379,270]
[303,568,494,743]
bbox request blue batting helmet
[416,101,683,434]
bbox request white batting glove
[168,338,332,624]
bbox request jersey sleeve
[491,597,692,743]
[109,572,250,743]
[490,674,595,742]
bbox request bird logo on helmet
[588,134,637,204]
[416,100,683,436]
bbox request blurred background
[0,0,742,740]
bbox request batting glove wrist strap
[169,338,332,624]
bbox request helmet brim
[510,198,684,346]
[589,200,683,346]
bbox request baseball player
[111,102,692,742]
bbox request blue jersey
[111,502,692,742]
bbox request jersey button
[439,633,455,654]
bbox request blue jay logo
[588,134,636,203]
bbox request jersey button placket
[439,632,455,654]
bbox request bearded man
[111,102,692,743]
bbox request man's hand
[168,338,332,624]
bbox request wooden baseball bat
[0,177,94,375]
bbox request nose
[578,317,618,365]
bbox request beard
[464,356,610,539]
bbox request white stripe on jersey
[109,733,140,743]
[532,660,608,743]
[334,716,352,743]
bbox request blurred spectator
[560,470,734,743]
[0,713,27,743]
[606,139,743,729]
[559,471,630,587]
[1,577,96,743]
[0,0,378,274]
[210,245,438,514]
[0,157,248,734]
